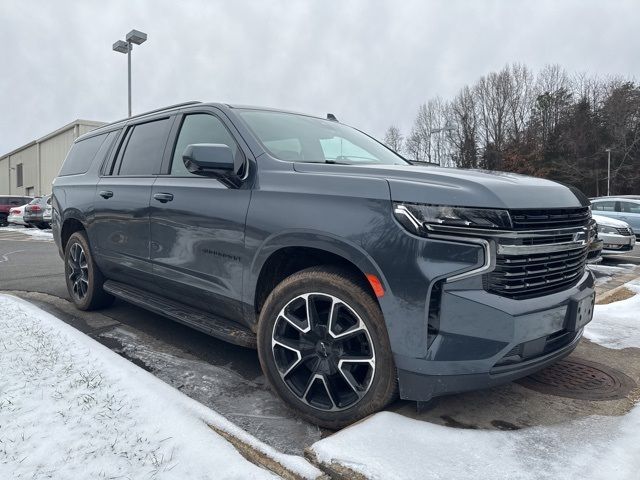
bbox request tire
[64,231,114,310]
[36,223,47,230]
[0,214,7,227]
[257,266,398,429]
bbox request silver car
[590,196,640,240]
[592,214,636,255]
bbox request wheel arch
[60,213,88,253]
[247,231,388,319]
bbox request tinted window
[263,138,302,161]
[171,114,241,176]
[118,118,171,176]
[620,201,640,214]
[59,133,109,176]
[591,200,615,211]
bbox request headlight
[597,225,619,234]
[394,203,512,235]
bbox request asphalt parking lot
[1,226,639,456]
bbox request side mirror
[183,143,236,176]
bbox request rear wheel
[257,267,397,429]
[64,231,114,310]
[0,214,7,227]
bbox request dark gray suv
[52,101,596,428]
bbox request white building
[0,120,105,196]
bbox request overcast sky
[1,0,639,154]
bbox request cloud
[1,0,639,153]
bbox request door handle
[99,190,113,199]
[153,192,174,203]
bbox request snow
[0,226,53,241]
[100,326,323,455]
[584,281,640,349]
[0,294,322,480]
[309,280,640,480]
[310,408,640,480]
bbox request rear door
[148,109,252,323]
[91,116,174,286]
[618,201,640,233]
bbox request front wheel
[64,231,114,310]
[257,267,397,429]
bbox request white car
[592,214,636,256]
[7,204,31,227]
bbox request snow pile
[584,280,640,349]
[0,294,321,479]
[310,408,640,480]
[1,225,54,240]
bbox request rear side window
[591,201,615,211]
[59,133,108,176]
[118,118,171,176]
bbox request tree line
[384,64,640,197]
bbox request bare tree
[383,125,404,153]
[408,98,447,163]
[447,86,478,168]
[505,63,534,145]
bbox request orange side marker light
[366,274,385,298]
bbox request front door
[149,111,252,323]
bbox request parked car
[0,195,33,226]
[7,204,33,227]
[592,214,636,255]
[53,102,596,428]
[586,220,603,264]
[590,197,640,240]
[24,195,52,229]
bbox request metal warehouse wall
[0,120,105,196]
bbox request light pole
[429,123,455,166]
[112,29,148,117]
[605,148,611,196]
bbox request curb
[303,450,367,480]
[209,425,329,480]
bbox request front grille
[520,233,573,245]
[509,207,590,230]
[615,227,632,236]
[486,246,588,299]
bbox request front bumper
[599,232,636,255]
[394,270,594,401]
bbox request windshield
[237,109,408,166]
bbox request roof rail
[111,101,201,125]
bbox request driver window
[171,114,242,176]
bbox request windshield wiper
[323,159,351,165]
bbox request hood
[293,163,589,209]
[592,214,630,228]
